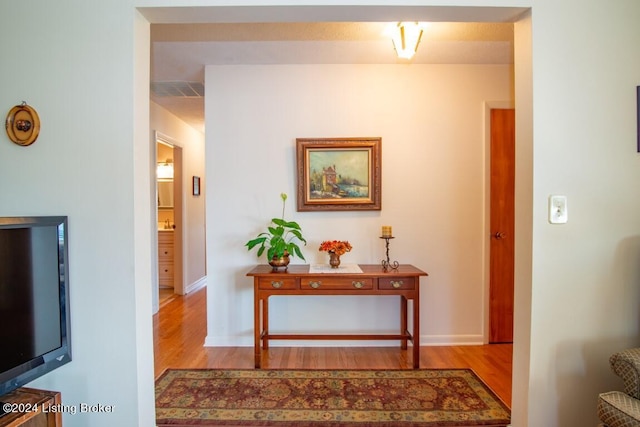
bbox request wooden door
[489,108,515,343]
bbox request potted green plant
[245,193,306,270]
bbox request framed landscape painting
[296,137,381,211]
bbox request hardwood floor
[153,286,513,407]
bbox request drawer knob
[271,281,283,289]
[309,281,321,289]
[391,280,404,289]
[352,281,364,289]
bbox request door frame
[483,101,514,343]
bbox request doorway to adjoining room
[156,138,184,306]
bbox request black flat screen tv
[0,216,71,400]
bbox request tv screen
[0,216,71,399]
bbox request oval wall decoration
[6,102,40,146]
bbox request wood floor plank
[153,287,512,406]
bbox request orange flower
[318,240,352,256]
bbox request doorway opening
[156,135,184,306]
[140,7,533,419]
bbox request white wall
[205,64,512,346]
[0,1,154,426]
[522,2,640,426]
[511,10,534,426]
[150,101,207,311]
[133,9,156,427]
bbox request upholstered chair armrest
[598,391,640,426]
[610,348,640,399]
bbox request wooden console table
[247,264,428,369]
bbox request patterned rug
[155,369,510,426]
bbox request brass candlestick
[380,236,399,271]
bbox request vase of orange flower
[328,252,341,269]
[319,240,352,268]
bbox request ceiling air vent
[151,81,205,98]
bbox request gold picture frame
[296,137,381,211]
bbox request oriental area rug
[155,369,510,426]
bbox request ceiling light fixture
[390,22,426,60]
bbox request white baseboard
[204,334,485,348]
[205,336,251,347]
[422,334,485,346]
[185,276,206,294]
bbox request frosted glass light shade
[391,22,425,60]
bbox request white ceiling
[150,21,515,133]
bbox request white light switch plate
[549,195,568,224]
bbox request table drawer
[302,277,373,290]
[258,278,298,290]
[378,277,415,290]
